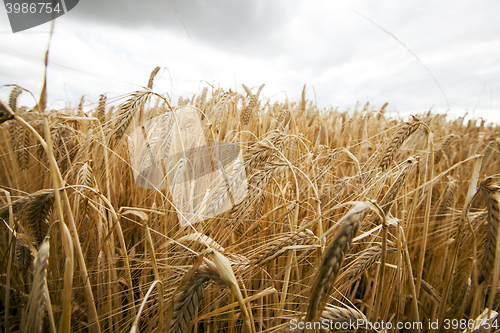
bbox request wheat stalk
[212,250,255,333]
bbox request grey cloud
[68,0,295,55]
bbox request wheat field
[1,68,500,333]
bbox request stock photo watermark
[3,0,79,33]
[128,105,248,226]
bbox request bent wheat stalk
[213,250,255,333]
[130,280,164,333]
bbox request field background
[1,72,500,332]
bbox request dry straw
[3,77,500,333]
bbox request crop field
[1,68,500,332]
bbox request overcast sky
[1,0,499,123]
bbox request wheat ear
[305,202,370,323]
[15,235,33,271]
[112,90,156,140]
[240,96,257,127]
[0,189,54,246]
[343,245,397,280]
[434,134,457,164]
[96,94,106,125]
[481,138,499,171]
[230,163,288,231]
[380,119,421,170]
[380,156,418,214]
[169,258,221,333]
[244,130,287,173]
[316,149,340,187]
[436,176,456,221]
[240,84,264,127]
[420,278,441,305]
[321,303,368,324]
[252,229,318,266]
[9,86,22,113]
[77,161,98,266]
[24,237,54,333]
[17,124,29,170]
[148,66,161,89]
[211,91,233,132]
[479,179,500,284]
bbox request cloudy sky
[1,0,499,123]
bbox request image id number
[443,318,498,330]
[5,2,61,14]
